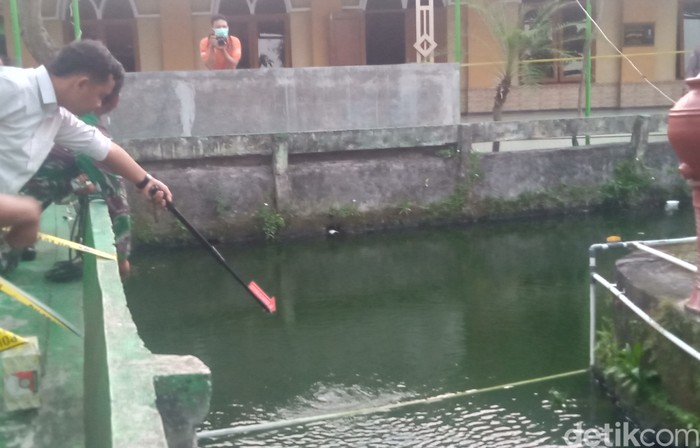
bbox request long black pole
[165,202,275,312]
[167,202,247,287]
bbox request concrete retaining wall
[109,64,461,139]
[118,114,683,244]
[601,246,700,431]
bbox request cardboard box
[2,336,40,411]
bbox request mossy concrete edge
[84,200,211,448]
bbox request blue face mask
[214,28,229,38]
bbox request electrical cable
[197,368,587,440]
[573,0,676,104]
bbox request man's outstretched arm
[99,142,173,207]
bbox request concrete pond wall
[91,66,691,445]
[106,65,679,245]
[89,113,687,445]
[116,113,682,245]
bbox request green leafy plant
[594,321,618,367]
[466,152,482,186]
[436,146,458,159]
[426,182,470,217]
[596,308,700,433]
[603,342,659,399]
[650,392,700,430]
[398,201,413,216]
[256,204,285,241]
[600,159,655,207]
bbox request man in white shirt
[0,39,172,273]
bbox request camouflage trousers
[20,146,132,262]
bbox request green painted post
[585,0,592,144]
[9,0,22,66]
[455,0,461,64]
[72,0,82,40]
[455,0,462,114]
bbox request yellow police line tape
[0,327,27,352]
[0,276,83,338]
[1,227,117,261]
[37,232,116,261]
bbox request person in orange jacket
[200,14,242,70]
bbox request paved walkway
[0,205,85,448]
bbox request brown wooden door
[328,11,366,66]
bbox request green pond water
[125,206,695,447]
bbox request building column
[159,0,196,70]
[310,0,342,66]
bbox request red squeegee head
[247,281,277,313]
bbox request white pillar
[414,0,436,63]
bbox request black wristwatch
[135,173,153,190]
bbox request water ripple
[201,388,593,447]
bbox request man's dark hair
[211,14,227,24]
[47,39,120,84]
[103,60,125,104]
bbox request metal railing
[588,236,700,368]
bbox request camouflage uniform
[19,114,131,264]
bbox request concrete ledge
[120,125,458,162]
[83,201,211,448]
[120,114,666,163]
[286,126,458,154]
[153,355,211,448]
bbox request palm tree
[468,0,567,152]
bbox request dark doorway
[229,20,252,69]
[69,20,137,72]
[366,10,406,65]
[63,0,138,72]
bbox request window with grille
[522,0,588,84]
